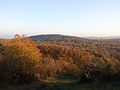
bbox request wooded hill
[0,34,120,85]
[30,34,120,61]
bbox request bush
[80,64,115,83]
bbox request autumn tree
[0,37,42,83]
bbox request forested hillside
[30,34,120,83]
[30,34,120,61]
[0,34,120,90]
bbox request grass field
[1,79,120,90]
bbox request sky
[0,0,120,38]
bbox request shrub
[80,64,115,83]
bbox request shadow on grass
[1,80,120,90]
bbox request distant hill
[30,34,120,61]
[30,34,120,41]
[85,36,120,40]
[30,34,89,42]
[29,34,120,48]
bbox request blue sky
[0,0,120,38]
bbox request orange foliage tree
[1,36,42,83]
